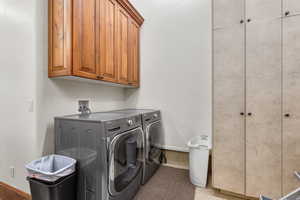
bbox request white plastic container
[188,135,211,188]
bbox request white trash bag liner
[26,154,76,182]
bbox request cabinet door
[246,0,282,21]
[245,19,282,199]
[116,6,130,85]
[128,19,140,87]
[282,15,300,196]
[48,0,72,77]
[73,0,99,79]
[99,0,118,82]
[213,24,245,195]
[213,0,245,29]
[283,0,300,16]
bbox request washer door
[145,121,162,162]
[108,127,143,196]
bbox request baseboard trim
[162,163,189,170]
[218,189,259,200]
[0,182,31,200]
[159,145,189,152]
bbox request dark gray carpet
[134,166,195,200]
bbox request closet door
[282,15,300,195]
[128,19,140,87]
[99,0,118,82]
[73,0,99,79]
[213,23,245,195]
[246,0,282,21]
[245,18,282,199]
[283,0,300,17]
[116,6,130,85]
[213,0,245,29]
[48,0,72,77]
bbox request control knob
[127,119,134,126]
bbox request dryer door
[145,120,162,163]
[108,127,143,196]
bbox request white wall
[126,0,212,151]
[0,0,37,193]
[0,0,126,192]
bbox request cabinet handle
[240,20,244,24]
[247,113,252,116]
[97,76,104,80]
[285,11,290,16]
[240,112,245,116]
[284,113,290,118]
[247,19,251,23]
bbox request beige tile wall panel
[245,18,282,199]
[213,23,245,195]
[282,15,300,196]
[246,0,282,21]
[213,0,245,29]
[283,0,300,16]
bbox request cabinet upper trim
[116,0,144,26]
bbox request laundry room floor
[134,166,244,200]
[134,166,195,200]
[194,175,244,200]
[194,186,244,200]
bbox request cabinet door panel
[48,0,72,77]
[245,19,282,199]
[283,15,300,195]
[246,0,282,21]
[128,19,140,86]
[283,0,300,16]
[213,24,245,195]
[100,0,118,81]
[73,0,98,79]
[116,7,130,84]
[213,0,245,29]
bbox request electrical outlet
[10,166,15,178]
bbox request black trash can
[27,172,77,200]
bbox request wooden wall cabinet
[48,0,144,87]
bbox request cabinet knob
[240,112,245,116]
[285,113,290,118]
[240,20,244,24]
[247,19,251,23]
[247,113,252,116]
[285,11,290,16]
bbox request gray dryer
[113,109,163,184]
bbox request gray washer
[55,112,144,200]
[113,109,162,185]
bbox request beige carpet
[134,166,195,200]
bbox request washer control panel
[105,114,141,135]
[127,115,141,127]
